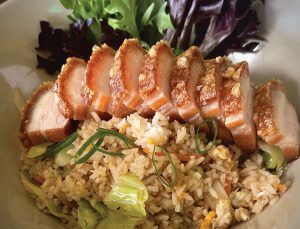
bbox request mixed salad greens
[36,0,264,74]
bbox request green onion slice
[96,128,138,148]
[74,132,103,164]
[195,118,218,155]
[42,132,79,158]
[75,128,138,164]
[75,136,104,164]
[152,146,177,189]
[91,139,124,157]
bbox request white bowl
[0,0,299,228]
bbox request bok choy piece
[20,173,66,218]
[104,173,148,218]
[77,199,102,229]
[88,199,107,218]
[101,173,148,228]
[76,173,148,229]
[25,142,53,158]
[54,145,74,167]
[258,141,286,170]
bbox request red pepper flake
[155,152,164,157]
[33,175,46,185]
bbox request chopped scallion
[75,128,137,164]
[152,146,177,189]
[195,118,218,155]
[42,132,79,159]
[96,128,138,148]
[74,132,103,164]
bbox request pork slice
[57,57,89,120]
[221,61,256,153]
[196,59,224,118]
[19,82,74,147]
[139,40,181,121]
[110,39,143,108]
[196,57,232,143]
[253,80,300,161]
[110,39,153,117]
[83,45,115,115]
[171,46,204,124]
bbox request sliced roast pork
[253,80,300,161]
[171,46,204,124]
[19,82,74,147]
[110,39,153,117]
[220,61,256,153]
[196,59,224,118]
[83,44,115,116]
[57,57,89,120]
[196,57,232,143]
[139,40,180,120]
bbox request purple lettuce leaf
[36,19,127,75]
[167,0,264,57]
[199,0,238,56]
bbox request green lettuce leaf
[59,0,173,46]
[106,0,139,38]
[60,0,105,41]
[141,2,155,26]
[141,0,173,34]
[59,0,74,9]
[154,1,173,34]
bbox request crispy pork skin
[19,82,74,147]
[139,40,181,121]
[221,61,256,153]
[171,46,204,124]
[57,57,89,120]
[83,45,115,115]
[253,80,300,161]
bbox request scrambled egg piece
[209,145,231,160]
[200,211,216,229]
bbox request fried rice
[20,112,288,229]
